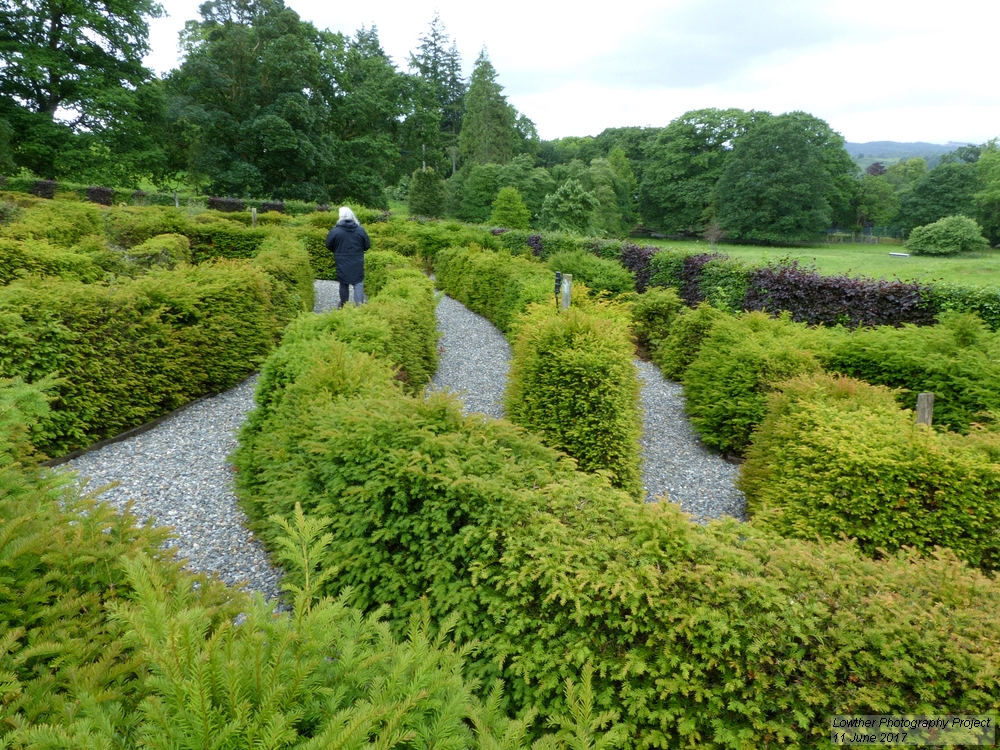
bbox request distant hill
[845,141,972,170]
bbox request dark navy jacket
[324,219,371,284]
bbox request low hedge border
[740,373,1000,571]
[0,235,313,456]
[234,288,1000,748]
[0,380,532,750]
[434,244,551,334]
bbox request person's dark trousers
[338,281,365,308]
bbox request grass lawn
[642,239,1000,287]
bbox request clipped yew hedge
[506,296,642,496]
[821,312,1000,433]
[234,293,1000,748]
[434,244,551,333]
[741,373,1000,570]
[0,239,312,456]
[681,311,829,455]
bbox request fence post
[173,191,179,209]
[916,392,934,426]
[560,273,573,310]
[251,207,257,228]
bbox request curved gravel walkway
[59,376,282,599]
[430,295,511,419]
[56,280,343,600]
[429,293,745,521]
[635,360,746,521]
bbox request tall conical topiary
[489,186,531,229]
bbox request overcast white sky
[143,0,1000,145]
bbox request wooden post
[916,392,934,426]
[560,273,572,310]
[251,207,257,228]
[173,191,179,208]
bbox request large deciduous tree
[167,0,329,198]
[716,113,838,243]
[0,0,166,181]
[638,108,760,233]
[852,174,899,229]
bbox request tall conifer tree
[459,48,518,166]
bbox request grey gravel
[313,278,366,312]
[58,375,284,600]
[635,360,746,522]
[428,293,746,522]
[53,283,351,601]
[430,294,511,419]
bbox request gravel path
[55,282,346,600]
[429,293,746,521]
[59,376,283,599]
[57,281,742,605]
[634,360,746,521]
[430,295,511,419]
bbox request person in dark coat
[324,207,371,308]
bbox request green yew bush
[122,232,191,270]
[249,236,316,326]
[0,236,311,455]
[102,205,191,248]
[823,313,1000,433]
[630,286,682,359]
[0,238,106,284]
[682,311,829,455]
[740,373,1000,570]
[907,214,990,255]
[652,302,728,380]
[291,226,336,279]
[363,249,417,297]
[546,250,635,297]
[235,318,1000,748]
[506,297,643,496]
[408,166,447,218]
[1,200,103,247]
[435,244,552,333]
[490,186,531,230]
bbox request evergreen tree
[459,48,518,166]
[715,114,834,243]
[541,179,599,234]
[490,186,531,229]
[458,163,500,223]
[408,166,446,217]
[407,13,464,176]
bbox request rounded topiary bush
[907,215,989,256]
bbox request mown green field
[644,239,1000,286]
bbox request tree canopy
[639,108,761,233]
[716,113,837,243]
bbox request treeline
[542,110,1000,245]
[0,2,535,208]
[2,1,996,245]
